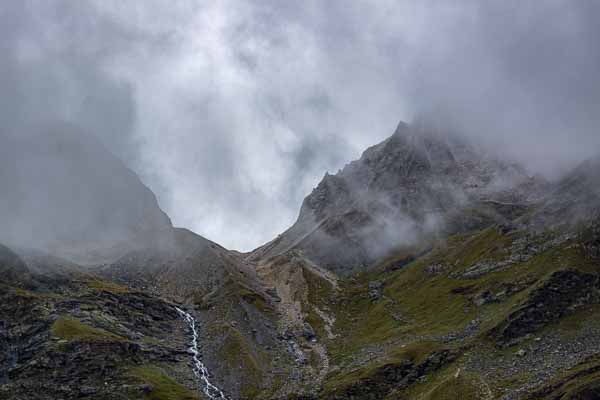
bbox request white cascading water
[176,307,229,400]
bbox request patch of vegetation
[85,278,131,294]
[445,227,513,270]
[51,316,126,342]
[303,267,335,308]
[191,288,211,309]
[321,224,598,395]
[129,365,200,400]
[419,374,481,400]
[13,287,40,298]
[302,266,336,339]
[211,323,266,399]
[215,279,274,315]
[238,287,272,314]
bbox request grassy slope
[129,366,201,400]
[306,225,599,399]
[51,316,128,342]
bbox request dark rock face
[0,126,172,265]
[252,121,531,275]
[492,270,600,346]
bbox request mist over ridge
[2,1,600,251]
[0,122,173,263]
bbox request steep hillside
[254,198,600,399]
[237,126,600,399]
[98,229,296,399]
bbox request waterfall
[176,307,229,400]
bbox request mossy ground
[51,316,126,342]
[85,278,132,294]
[323,341,445,394]
[205,322,266,398]
[418,374,482,400]
[310,225,599,398]
[129,365,201,400]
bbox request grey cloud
[1,1,599,251]
[0,1,138,156]
[404,1,600,175]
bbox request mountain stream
[176,307,230,399]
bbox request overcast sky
[2,1,600,251]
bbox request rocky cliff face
[0,126,172,265]
[251,122,535,275]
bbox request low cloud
[1,1,599,251]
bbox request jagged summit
[250,121,532,274]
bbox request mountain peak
[251,121,531,274]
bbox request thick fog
[1,1,599,251]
